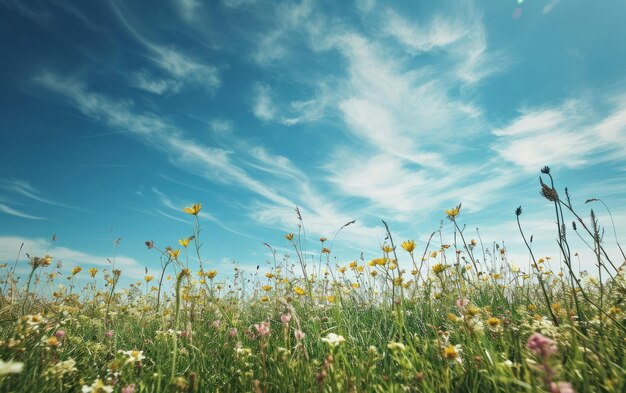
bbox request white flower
[0,359,24,376]
[119,350,145,364]
[321,333,345,347]
[82,379,113,393]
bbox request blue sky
[1,0,626,284]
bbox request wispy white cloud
[492,95,626,172]
[252,82,329,125]
[176,0,201,22]
[131,69,181,95]
[110,1,220,93]
[252,83,276,121]
[542,0,562,15]
[0,204,46,220]
[0,179,81,210]
[0,236,146,279]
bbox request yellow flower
[285,233,294,241]
[265,272,274,279]
[338,266,347,274]
[293,286,306,295]
[351,282,360,289]
[445,206,460,219]
[370,271,378,277]
[401,240,416,253]
[260,296,269,303]
[430,251,438,258]
[432,263,445,274]
[168,249,181,260]
[183,203,202,215]
[486,317,501,328]
[327,295,336,303]
[357,266,364,273]
[144,275,154,283]
[206,270,217,279]
[89,268,98,278]
[178,238,191,248]
[349,261,358,269]
[262,285,272,291]
[71,266,82,275]
[46,336,59,347]
[382,245,394,253]
[443,344,461,361]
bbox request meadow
[1,167,625,393]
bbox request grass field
[1,168,625,392]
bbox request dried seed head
[540,180,559,202]
[515,206,522,216]
[540,166,551,174]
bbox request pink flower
[456,298,469,309]
[211,320,222,329]
[121,384,136,393]
[294,329,305,342]
[105,330,114,339]
[254,321,271,337]
[54,330,66,340]
[550,381,575,393]
[229,328,238,338]
[281,313,292,325]
[527,332,557,358]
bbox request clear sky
[1,0,625,284]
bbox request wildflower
[206,270,217,279]
[105,330,114,339]
[44,358,76,379]
[54,330,66,340]
[349,260,358,269]
[261,285,272,291]
[294,286,306,296]
[183,203,202,215]
[321,333,345,347]
[120,350,146,364]
[456,298,470,309]
[254,321,271,337]
[443,344,463,363]
[285,233,294,241]
[0,359,24,376]
[81,378,113,393]
[351,282,360,289]
[527,332,557,358]
[144,275,154,283]
[280,313,292,325]
[401,240,416,253]
[432,263,446,274]
[327,295,336,303]
[265,272,274,279]
[487,317,502,330]
[211,320,222,329]
[46,336,60,348]
[168,249,181,260]
[260,296,269,302]
[446,206,460,219]
[229,328,238,338]
[178,238,190,247]
[382,245,394,253]
[145,240,154,249]
[294,329,305,342]
[121,384,136,393]
[71,266,82,275]
[89,268,98,278]
[322,247,330,254]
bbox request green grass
[1,169,625,392]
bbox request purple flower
[54,330,66,340]
[527,332,557,358]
